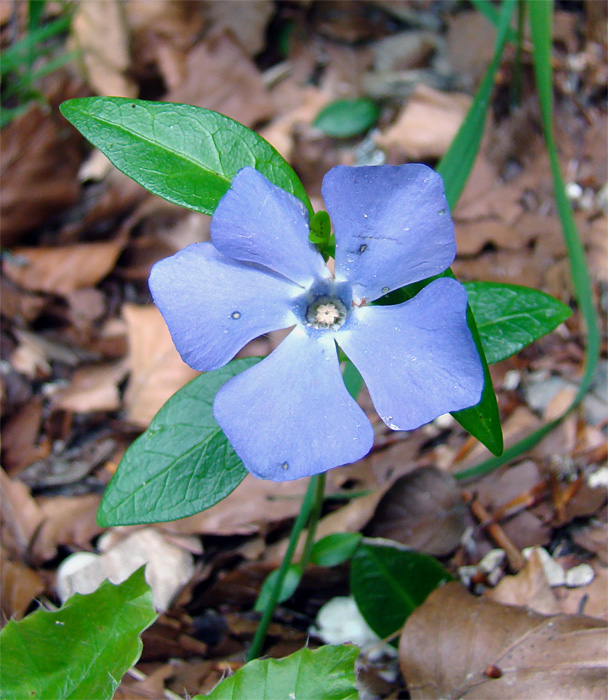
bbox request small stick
[463,492,525,573]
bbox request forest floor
[1,1,607,698]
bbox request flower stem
[297,472,326,574]
[247,473,324,661]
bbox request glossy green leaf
[351,539,453,639]
[0,569,155,700]
[465,281,572,364]
[98,358,259,526]
[197,644,359,700]
[60,97,313,218]
[313,98,379,138]
[254,564,301,612]
[310,533,362,567]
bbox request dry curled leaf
[375,84,471,160]
[366,466,466,556]
[2,241,124,296]
[399,581,607,699]
[122,303,198,427]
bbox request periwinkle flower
[149,165,483,481]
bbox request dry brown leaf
[0,554,45,623]
[260,86,332,161]
[487,549,561,615]
[30,493,103,563]
[399,581,608,699]
[554,563,608,622]
[2,241,123,296]
[0,107,81,245]
[207,0,274,56]
[122,304,198,427]
[1,397,49,475]
[71,0,137,97]
[471,460,552,551]
[454,219,532,256]
[446,11,496,86]
[161,475,309,537]
[0,277,46,323]
[0,469,45,558]
[165,29,274,128]
[375,84,471,160]
[366,467,466,557]
[114,664,176,700]
[52,360,129,413]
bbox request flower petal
[213,327,374,481]
[337,278,483,430]
[211,167,329,287]
[149,242,301,371]
[322,164,456,302]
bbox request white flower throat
[306,296,347,329]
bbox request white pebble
[523,546,566,587]
[565,564,595,588]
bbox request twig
[463,491,525,572]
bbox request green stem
[247,474,320,661]
[297,473,326,573]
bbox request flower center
[306,296,347,329]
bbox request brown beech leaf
[399,581,608,700]
[2,241,123,296]
[0,107,81,245]
[487,548,561,615]
[52,360,129,413]
[165,29,274,128]
[366,466,466,557]
[0,554,45,623]
[122,304,198,427]
[375,84,471,161]
[71,0,137,97]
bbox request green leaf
[0,569,155,700]
[197,644,360,700]
[465,281,572,364]
[254,564,301,612]
[310,533,362,567]
[313,98,379,138]
[98,358,259,526]
[59,97,313,218]
[351,539,453,639]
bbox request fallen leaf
[366,467,466,556]
[165,29,274,128]
[261,86,332,161]
[0,469,44,559]
[375,84,471,160]
[0,554,45,623]
[52,360,129,413]
[122,304,198,427]
[446,11,496,87]
[399,581,608,699]
[2,241,124,296]
[56,527,194,612]
[30,493,103,564]
[0,107,81,245]
[1,397,49,475]
[207,0,274,56]
[487,549,561,615]
[0,277,46,323]
[71,0,137,97]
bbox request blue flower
[149,165,484,481]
